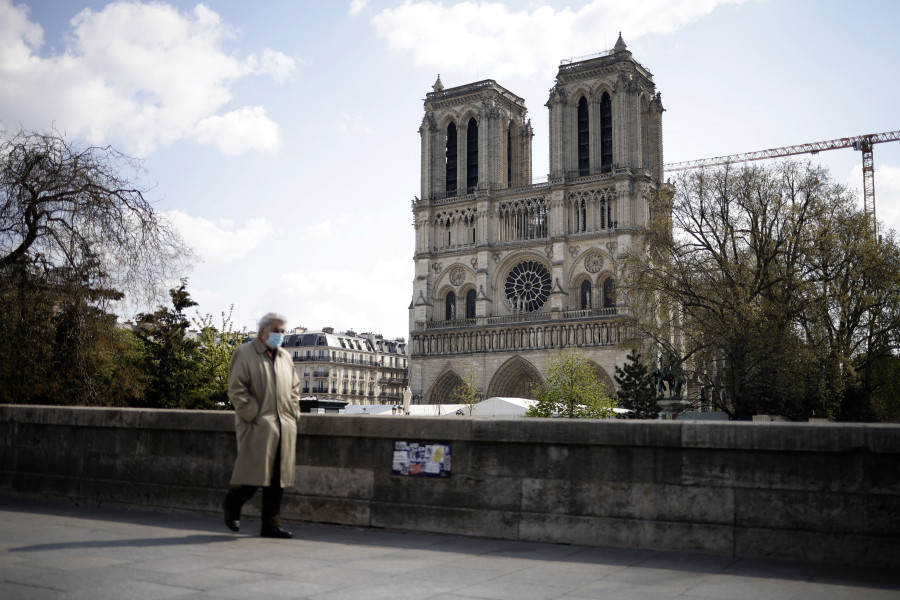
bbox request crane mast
[664,130,900,232]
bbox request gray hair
[258,312,288,332]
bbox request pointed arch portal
[487,356,544,399]
[428,370,464,405]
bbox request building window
[602,277,615,308]
[507,126,512,186]
[577,96,589,176]
[505,260,551,313]
[580,280,592,310]
[445,291,456,320]
[466,117,478,192]
[446,122,457,196]
[600,92,612,171]
[465,289,476,319]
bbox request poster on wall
[392,441,452,477]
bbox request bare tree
[624,161,900,420]
[0,127,191,307]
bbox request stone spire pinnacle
[614,31,627,53]
[432,74,444,92]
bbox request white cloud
[349,0,370,17]
[867,164,900,234]
[194,107,281,155]
[247,48,299,84]
[164,210,279,265]
[304,213,395,241]
[370,0,751,79]
[336,110,373,135]
[280,257,412,336]
[0,0,297,156]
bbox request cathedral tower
[409,36,664,405]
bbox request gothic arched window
[445,291,456,321]
[577,96,589,176]
[600,92,612,171]
[580,280,592,310]
[446,123,457,196]
[641,96,651,171]
[466,117,478,192]
[507,126,512,186]
[465,289,476,319]
[602,277,615,309]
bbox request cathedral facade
[409,36,664,404]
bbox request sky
[2,0,899,338]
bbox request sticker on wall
[392,441,452,477]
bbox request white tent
[343,405,395,415]
[414,404,466,416]
[469,397,537,417]
[344,403,467,416]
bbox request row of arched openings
[446,118,479,195]
[428,356,615,403]
[444,279,611,319]
[445,289,477,320]
[576,93,613,176]
[580,278,615,310]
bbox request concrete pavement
[1,497,898,600]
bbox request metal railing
[560,49,614,65]
[292,356,379,366]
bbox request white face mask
[264,332,284,349]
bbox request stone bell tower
[548,33,663,182]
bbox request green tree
[614,349,660,419]
[0,260,146,406]
[526,350,616,419]
[191,306,244,409]
[135,280,200,408]
[453,361,480,415]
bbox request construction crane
[664,130,900,231]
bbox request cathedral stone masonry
[410,35,664,404]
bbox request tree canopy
[0,128,191,406]
[0,128,189,303]
[624,161,900,420]
[526,350,617,419]
[614,349,660,419]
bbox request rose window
[505,260,551,312]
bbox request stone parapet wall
[1,405,897,567]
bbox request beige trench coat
[228,337,300,487]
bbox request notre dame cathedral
[408,35,664,404]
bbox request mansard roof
[282,330,407,355]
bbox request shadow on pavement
[8,533,238,553]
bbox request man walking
[223,312,300,538]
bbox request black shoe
[260,525,293,539]
[223,503,240,532]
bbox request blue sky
[2,0,899,338]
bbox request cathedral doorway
[586,360,615,393]
[427,369,464,405]
[487,356,544,399]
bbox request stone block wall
[1,405,897,567]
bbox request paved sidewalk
[1,497,898,600]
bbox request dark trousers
[224,445,283,527]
